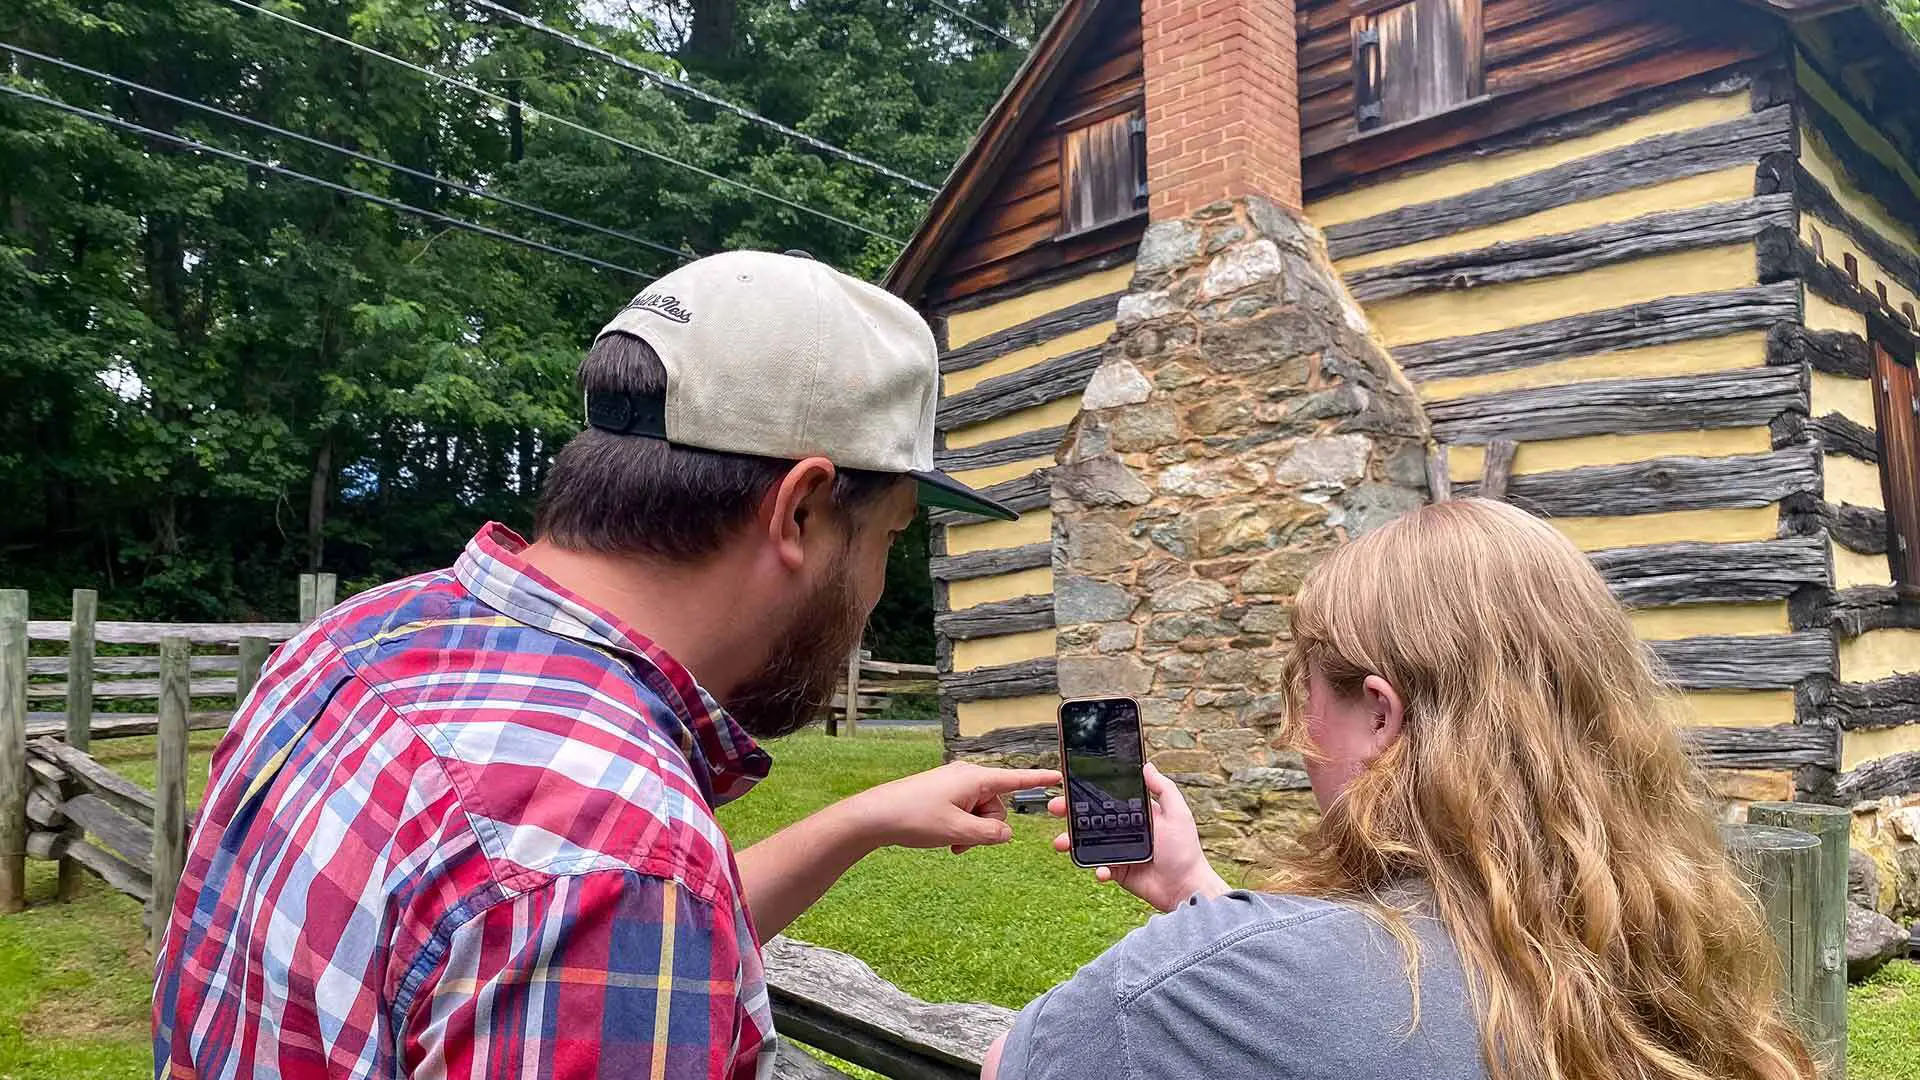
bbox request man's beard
[723,552,868,740]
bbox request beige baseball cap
[590,250,1017,522]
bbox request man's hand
[735,761,1059,937]
[1048,763,1231,912]
[842,761,1061,854]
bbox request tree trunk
[307,435,332,571]
[685,0,737,69]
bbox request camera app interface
[1061,698,1149,850]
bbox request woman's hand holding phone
[1049,762,1231,912]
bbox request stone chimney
[1141,0,1302,217]
[1050,1,1432,867]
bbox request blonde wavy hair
[1271,498,1814,1080]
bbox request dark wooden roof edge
[1729,0,1864,21]
[883,0,1116,304]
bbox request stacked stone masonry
[1051,196,1430,868]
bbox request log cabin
[887,0,1920,860]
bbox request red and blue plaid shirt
[154,523,778,1080]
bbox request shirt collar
[453,522,771,806]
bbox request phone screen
[1059,696,1153,867]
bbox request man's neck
[518,538,762,700]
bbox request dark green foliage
[0,0,1056,658]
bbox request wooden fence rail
[824,650,937,736]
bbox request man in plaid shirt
[153,252,1056,1079]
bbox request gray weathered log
[771,1039,857,1080]
[1478,439,1516,501]
[1395,283,1800,382]
[64,836,152,905]
[1683,725,1835,769]
[1591,536,1829,608]
[31,738,157,826]
[938,346,1102,430]
[62,792,154,868]
[26,710,229,742]
[27,653,240,678]
[237,636,272,704]
[1800,93,1920,264]
[26,783,65,828]
[1347,197,1793,303]
[27,829,72,861]
[929,543,1052,582]
[1773,411,1879,463]
[1427,367,1805,446]
[1326,106,1793,259]
[1801,589,1920,640]
[1781,495,1890,554]
[29,675,241,701]
[1766,322,1872,380]
[1651,633,1832,690]
[1835,749,1920,803]
[934,595,1056,641]
[762,935,1013,1080]
[942,658,1058,703]
[939,292,1122,375]
[66,588,96,756]
[1747,801,1849,1070]
[0,589,26,913]
[934,425,1069,473]
[949,722,1056,760]
[1821,674,1920,731]
[1455,449,1818,516]
[1722,822,1825,1061]
[299,573,318,624]
[24,620,300,646]
[153,636,190,951]
[928,468,1053,526]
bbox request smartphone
[1058,696,1154,867]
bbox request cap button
[783,249,816,261]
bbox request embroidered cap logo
[623,291,693,324]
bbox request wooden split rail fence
[825,651,937,736]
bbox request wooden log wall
[926,258,1133,752]
[1776,52,1920,805]
[1305,70,1842,804]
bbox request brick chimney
[1141,0,1301,217]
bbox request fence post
[1749,802,1849,1078]
[58,589,98,901]
[1723,822,1824,1066]
[236,636,270,705]
[314,573,337,617]
[843,647,861,738]
[0,590,26,914]
[151,636,190,952]
[298,573,318,624]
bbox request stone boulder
[1846,902,1908,981]
[1850,847,1880,910]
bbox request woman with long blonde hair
[984,498,1815,1080]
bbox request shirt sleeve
[401,869,770,1080]
[995,950,1131,1080]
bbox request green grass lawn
[0,727,1915,1077]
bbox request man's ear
[762,457,838,570]
[1360,674,1406,761]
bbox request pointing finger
[972,767,1062,794]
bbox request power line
[214,0,905,245]
[927,0,1027,48]
[0,82,656,279]
[0,41,700,266]
[467,0,938,194]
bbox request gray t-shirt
[998,890,1487,1080]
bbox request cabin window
[1060,109,1147,236]
[1870,328,1920,587]
[1352,0,1484,131]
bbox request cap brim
[911,470,1020,522]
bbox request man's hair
[536,332,901,560]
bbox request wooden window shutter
[1061,109,1147,237]
[1869,333,1920,586]
[1353,0,1484,131]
